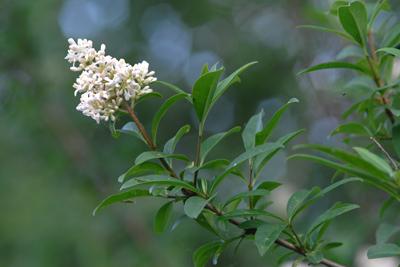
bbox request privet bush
[65,1,400,266]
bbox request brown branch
[125,104,345,267]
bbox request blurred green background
[1,0,400,266]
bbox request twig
[370,136,398,170]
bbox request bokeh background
[1,0,400,266]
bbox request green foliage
[154,201,174,234]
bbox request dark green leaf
[255,222,287,256]
[192,69,223,123]
[221,209,283,221]
[135,92,162,105]
[154,81,191,100]
[368,243,400,259]
[200,126,241,163]
[164,125,191,165]
[152,93,187,144]
[223,189,270,208]
[338,1,367,46]
[287,189,315,222]
[93,189,150,215]
[193,241,223,267]
[184,196,210,219]
[256,98,299,145]
[135,151,189,165]
[118,122,146,143]
[121,175,198,192]
[154,201,174,234]
[306,251,324,264]
[118,162,165,183]
[393,124,400,159]
[353,147,393,177]
[298,61,369,75]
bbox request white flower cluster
[65,38,157,123]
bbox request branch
[125,105,346,267]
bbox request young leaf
[154,201,174,234]
[223,189,270,208]
[353,147,393,177]
[118,162,165,183]
[306,251,324,265]
[152,93,187,144]
[377,47,400,57]
[298,61,369,75]
[121,175,198,192]
[242,111,264,150]
[184,196,210,219]
[255,98,299,145]
[255,222,287,256]
[93,189,150,215]
[163,125,191,164]
[307,202,359,235]
[287,189,316,222]
[192,69,224,123]
[200,126,241,164]
[338,1,367,46]
[135,151,189,165]
[212,62,257,107]
[367,243,400,259]
[154,80,191,100]
[193,241,223,267]
[376,223,400,244]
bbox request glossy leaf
[242,111,264,150]
[223,189,270,208]
[287,189,315,222]
[154,201,174,234]
[184,196,209,219]
[255,223,287,256]
[200,126,241,163]
[338,1,367,46]
[93,189,150,215]
[353,147,393,177]
[192,69,223,123]
[152,93,187,144]
[118,162,165,183]
[193,241,223,267]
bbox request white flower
[66,38,157,123]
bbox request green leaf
[255,222,287,256]
[212,62,257,107]
[135,151,189,165]
[223,189,270,208]
[353,147,393,177]
[306,251,324,264]
[297,25,353,41]
[193,241,223,267]
[152,93,187,144]
[369,0,390,28]
[330,1,349,15]
[154,201,174,234]
[200,126,241,164]
[368,243,400,259]
[242,111,264,150]
[298,61,369,75]
[376,223,400,244]
[256,181,282,191]
[331,122,372,136]
[338,1,367,46]
[154,80,191,100]
[256,98,299,145]
[307,202,359,235]
[210,142,283,193]
[163,125,191,165]
[93,189,150,215]
[121,175,198,192]
[382,24,400,48]
[184,196,210,219]
[192,69,224,123]
[118,122,146,143]
[135,92,163,105]
[336,45,363,60]
[287,189,316,222]
[377,47,400,57]
[118,162,165,183]
[221,209,283,221]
